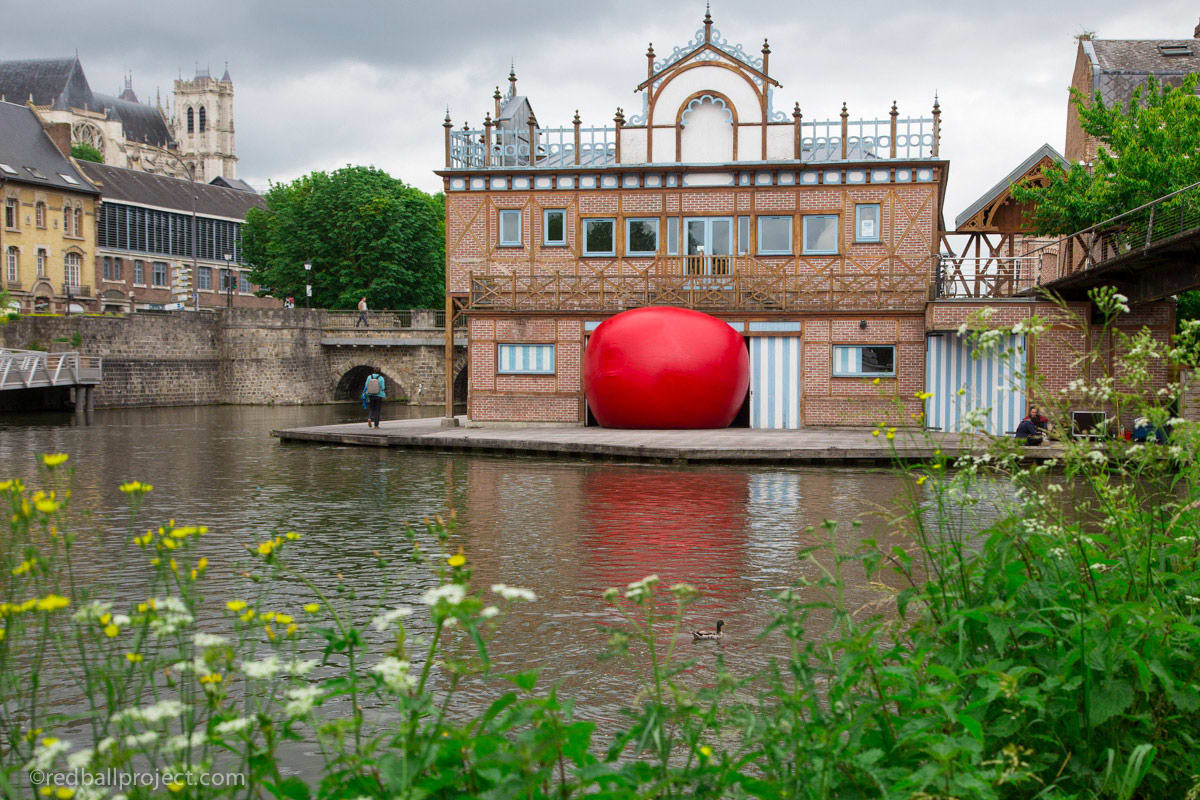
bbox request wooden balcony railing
[469,271,927,313]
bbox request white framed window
[113,258,123,281]
[5,198,18,229]
[239,272,252,293]
[625,218,659,256]
[134,260,145,285]
[737,216,750,254]
[833,345,895,377]
[36,248,46,277]
[6,247,18,282]
[855,204,881,242]
[152,261,168,287]
[35,201,46,228]
[197,266,212,290]
[498,209,522,246]
[582,218,615,256]
[62,205,71,236]
[64,252,81,290]
[803,214,839,255]
[497,343,556,374]
[666,217,680,255]
[757,216,793,255]
[543,209,566,246]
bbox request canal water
[0,405,1010,729]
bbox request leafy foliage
[69,142,103,163]
[1012,73,1200,235]
[242,166,444,309]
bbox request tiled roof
[0,57,96,111]
[92,93,172,147]
[1085,39,1200,105]
[208,175,257,193]
[0,101,98,194]
[76,160,263,219]
[954,143,1068,230]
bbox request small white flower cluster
[239,656,317,680]
[147,596,195,638]
[283,685,324,717]
[164,731,207,752]
[372,657,418,692]
[124,731,159,747]
[624,574,659,600]
[72,600,113,623]
[491,584,537,602]
[371,605,414,631]
[26,736,71,771]
[1011,317,1046,337]
[110,699,186,725]
[421,584,466,607]
[1059,377,1115,404]
[193,632,229,648]
[213,717,252,736]
[1185,596,1200,606]
[1048,547,1068,558]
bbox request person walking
[356,296,369,328]
[361,371,386,428]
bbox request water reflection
[0,405,1005,729]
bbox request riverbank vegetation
[2,289,1199,799]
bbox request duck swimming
[692,620,724,640]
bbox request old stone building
[1065,21,1200,164]
[0,101,99,313]
[0,57,242,184]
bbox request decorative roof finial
[933,92,940,112]
[573,109,581,125]
[508,62,517,98]
[443,107,452,127]
[704,2,713,42]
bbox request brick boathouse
[436,11,1153,432]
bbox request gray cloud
[1,0,1194,219]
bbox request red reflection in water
[580,468,750,606]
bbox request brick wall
[467,315,583,422]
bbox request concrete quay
[272,416,1062,465]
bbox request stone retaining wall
[0,310,465,409]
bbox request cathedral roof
[92,93,172,147]
[0,57,97,111]
[209,175,256,193]
[0,101,99,194]
[76,160,263,219]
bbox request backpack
[365,375,382,396]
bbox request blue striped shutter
[750,337,802,429]
[925,333,1026,434]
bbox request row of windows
[99,257,252,292]
[492,342,896,378]
[5,198,84,236]
[97,203,242,261]
[5,246,80,286]
[497,205,882,257]
[186,106,207,134]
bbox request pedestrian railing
[0,349,103,391]
[322,310,465,330]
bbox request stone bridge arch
[324,344,467,405]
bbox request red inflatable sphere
[584,307,749,429]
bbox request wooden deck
[272,416,1061,464]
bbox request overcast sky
[2,1,1195,221]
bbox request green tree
[1012,73,1200,321]
[242,165,444,309]
[70,142,103,163]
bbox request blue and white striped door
[925,333,1026,435]
[750,337,802,429]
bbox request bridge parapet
[0,349,102,391]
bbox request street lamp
[224,253,234,308]
[304,261,312,309]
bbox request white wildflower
[1048,547,1067,558]
[370,606,414,631]
[372,657,418,692]
[240,655,282,680]
[67,747,94,769]
[164,731,206,752]
[624,575,659,600]
[283,685,323,717]
[110,699,185,725]
[193,632,229,648]
[441,617,459,629]
[286,658,318,676]
[213,717,252,736]
[1186,596,1200,606]
[480,606,500,619]
[124,731,158,747]
[492,584,537,602]
[72,601,113,623]
[96,737,116,754]
[26,737,71,771]
[421,584,466,607]
[1089,563,1111,573]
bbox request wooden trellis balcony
[469,269,927,313]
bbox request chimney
[45,121,72,157]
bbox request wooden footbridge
[0,348,103,412]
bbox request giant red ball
[584,307,749,429]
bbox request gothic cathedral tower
[172,66,237,181]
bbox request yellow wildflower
[55,787,75,799]
[285,532,300,541]
[196,557,208,571]
[119,481,153,494]
[167,781,184,793]
[275,614,293,624]
[169,558,178,573]
[886,430,895,440]
[12,559,35,576]
[199,672,223,685]
[125,652,143,663]
[700,745,713,758]
[38,788,52,797]
[916,475,928,485]
[303,603,320,614]
[226,600,247,612]
[0,628,5,641]
[286,623,298,636]
[34,497,60,514]
[915,391,934,400]
[41,453,69,467]
[448,548,466,568]
[256,541,274,556]
[239,609,255,623]
[872,377,880,385]
[871,430,880,437]
[264,624,275,641]
[931,463,943,470]
[36,594,70,612]
[261,611,276,622]
[104,624,119,638]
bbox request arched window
[6,246,18,283]
[37,248,46,277]
[198,106,207,132]
[679,94,734,163]
[64,252,82,291]
[63,205,72,236]
[35,201,46,228]
[186,107,194,133]
[74,207,82,237]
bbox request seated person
[1015,405,1049,445]
[1132,418,1167,444]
